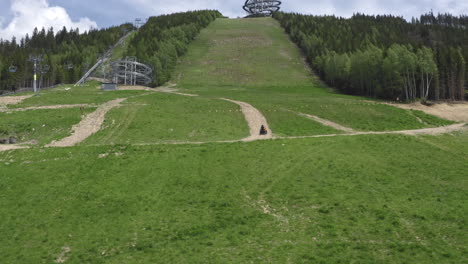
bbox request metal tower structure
[243,0,282,17]
[111,57,152,86]
[28,54,43,95]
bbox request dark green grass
[0,107,95,145]
[83,93,249,145]
[172,18,454,134]
[0,133,466,263]
[9,81,145,109]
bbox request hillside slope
[0,17,466,264]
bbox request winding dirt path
[222,98,273,141]
[0,104,94,113]
[46,99,126,147]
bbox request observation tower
[243,0,282,17]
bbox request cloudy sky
[0,0,467,40]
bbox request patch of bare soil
[47,99,126,147]
[388,102,468,123]
[0,95,34,105]
[0,104,93,113]
[222,98,273,141]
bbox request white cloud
[0,0,98,41]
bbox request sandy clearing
[0,95,34,105]
[0,104,94,113]
[222,98,273,141]
[293,111,356,133]
[46,99,126,147]
[387,102,468,123]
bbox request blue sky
[1,0,467,40]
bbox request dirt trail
[118,85,199,97]
[0,104,94,113]
[283,123,467,139]
[46,99,126,147]
[0,95,34,106]
[222,98,273,141]
[294,111,356,133]
[386,102,468,123]
[0,145,29,152]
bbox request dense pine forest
[0,24,134,93]
[125,10,223,86]
[274,12,468,101]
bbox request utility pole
[29,55,43,96]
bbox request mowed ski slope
[0,18,467,264]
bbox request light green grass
[0,133,466,263]
[83,93,249,144]
[10,81,145,108]
[0,107,95,145]
[173,18,454,133]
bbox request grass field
[8,81,144,109]
[174,18,453,133]
[84,93,249,144]
[0,107,96,145]
[0,17,466,263]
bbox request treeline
[125,10,222,86]
[0,24,133,93]
[273,12,468,101]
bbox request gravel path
[46,99,126,147]
[222,98,273,141]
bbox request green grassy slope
[174,18,453,133]
[9,81,144,109]
[0,17,466,264]
[83,93,249,144]
[0,107,95,145]
[1,132,467,263]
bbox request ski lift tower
[28,54,43,95]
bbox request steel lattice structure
[111,56,152,86]
[243,0,282,17]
